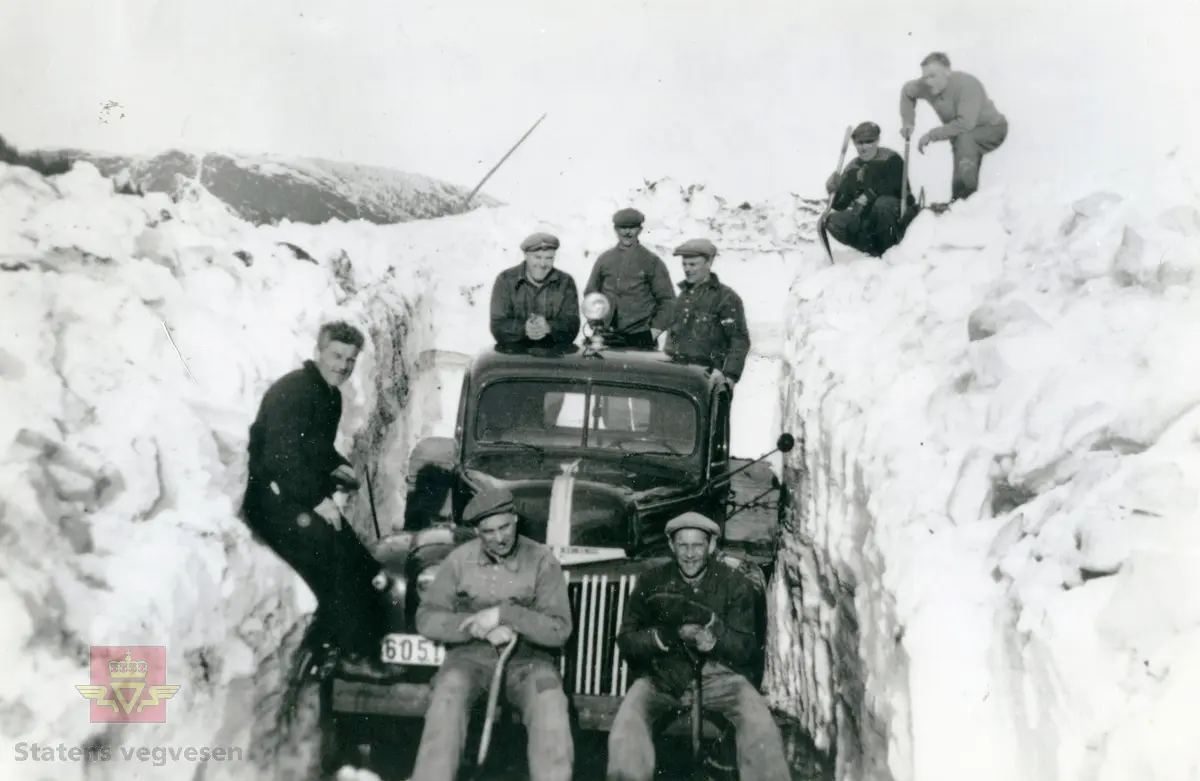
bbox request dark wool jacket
[583,244,676,335]
[490,263,581,347]
[616,558,760,696]
[831,147,917,214]
[242,360,350,520]
[664,272,751,382]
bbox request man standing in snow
[412,485,574,781]
[662,238,751,384]
[490,232,581,348]
[584,208,676,349]
[606,512,790,781]
[241,320,383,672]
[821,122,917,257]
[900,51,1009,203]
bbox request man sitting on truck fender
[411,485,575,781]
[606,512,790,781]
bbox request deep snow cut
[0,160,818,781]
[768,150,1200,781]
[2,147,1197,781]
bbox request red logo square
[75,646,180,723]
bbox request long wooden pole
[462,113,548,207]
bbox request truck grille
[560,573,637,697]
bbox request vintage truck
[320,303,794,778]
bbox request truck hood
[464,452,697,548]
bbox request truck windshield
[473,379,699,456]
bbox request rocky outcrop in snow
[767,153,1200,781]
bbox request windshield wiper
[619,450,683,466]
[476,440,548,455]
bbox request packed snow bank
[0,161,448,781]
[0,160,821,780]
[767,150,1200,781]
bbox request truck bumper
[330,679,716,736]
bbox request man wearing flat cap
[661,238,751,385]
[606,512,790,781]
[412,484,574,781]
[490,231,581,348]
[583,207,676,349]
[820,121,918,258]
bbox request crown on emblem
[108,651,148,680]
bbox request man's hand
[900,125,914,141]
[331,463,358,488]
[917,131,934,154]
[825,172,840,194]
[459,606,502,639]
[854,193,870,207]
[484,625,516,647]
[525,315,549,341]
[678,623,716,653]
[313,497,343,530]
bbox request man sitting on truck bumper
[606,512,790,781]
[410,485,575,781]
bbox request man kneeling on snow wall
[240,320,385,673]
[821,121,918,258]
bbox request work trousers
[243,494,384,657]
[411,644,574,781]
[606,665,790,781]
[951,120,1008,201]
[824,195,906,257]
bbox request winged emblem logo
[75,647,180,722]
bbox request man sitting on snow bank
[820,121,917,258]
[490,232,581,348]
[900,51,1008,203]
[606,512,790,781]
[662,238,751,385]
[240,320,384,673]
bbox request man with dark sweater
[901,51,1009,202]
[821,121,918,258]
[490,232,581,348]
[584,208,676,349]
[606,512,790,781]
[663,238,751,384]
[241,320,383,669]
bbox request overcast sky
[2,0,1197,210]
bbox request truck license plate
[381,634,446,666]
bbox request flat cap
[520,232,560,252]
[612,208,645,228]
[665,511,721,538]
[851,122,881,142]
[672,238,718,259]
[463,485,517,525]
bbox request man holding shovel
[821,121,918,258]
[412,485,574,781]
[606,512,790,781]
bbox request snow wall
[2,152,1199,781]
[766,152,1200,781]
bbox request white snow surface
[1,147,1197,781]
[768,149,1200,781]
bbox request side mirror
[776,433,795,454]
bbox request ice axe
[900,135,911,222]
[817,125,853,264]
[475,633,519,770]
